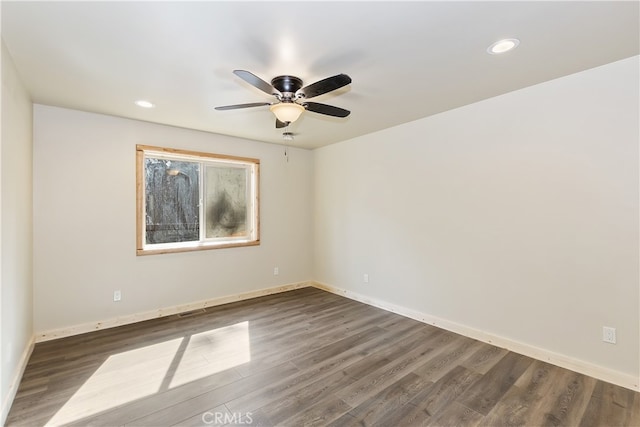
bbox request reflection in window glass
[144,158,200,244]
[205,165,249,239]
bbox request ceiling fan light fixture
[487,38,520,54]
[270,102,304,123]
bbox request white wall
[33,106,314,333]
[1,40,33,423]
[314,57,640,384]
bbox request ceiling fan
[215,70,352,128]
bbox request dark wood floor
[6,287,640,426]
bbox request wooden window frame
[136,145,260,255]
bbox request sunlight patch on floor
[169,321,251,388]
[47,321,251,426]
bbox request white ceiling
[2,1,638,149]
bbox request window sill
[136,239,260,256]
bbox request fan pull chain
[284,123,290,162]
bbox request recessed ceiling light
[487,38,520,55]
[135,100,155,108]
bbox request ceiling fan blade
[233,70,281,96]
[215,102,271,111]
[297,74,351,99]
[304,102,351,118]
[276,119,289,128]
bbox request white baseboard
[311,281,639,392]
[32,279,640,391]
[36,281,311,342]
[1,335,35,425]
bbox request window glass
[136,145,259,255]
[145,158,200,244]
[205,165,249,239]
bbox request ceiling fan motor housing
[271,75,303,98]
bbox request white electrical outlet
[603,326,616,344]
[363,274,369,283]
[113,290,122,302]
[274,267,279,276]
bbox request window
[136,145,259,255]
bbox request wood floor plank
[254,331,443,424]
[376,314,438,335]
[456,351,533,415]
[411,335,484,382]
[483,360,563,426]
[459,341,509,374]
[337,329,446,388]
[234,314,389,378]
[326,412,360,427]
[123,362,299,426]
[6,288,639,427]
[276,394,352,427]
[579,379,639,427]
[169,404,229,427]
[256,369,355,425]
[288,326,386,370]
[406,365,481,419]
[341,372,433,426]
[532,369,597,427]
[225,325,416,414]
[335,338,440,407]
[68,364,295,426]
[231,408,274,427]
[360,362,481,427]
[427,401,484,427]
[630,391,640,427]
[368,402,431,427]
